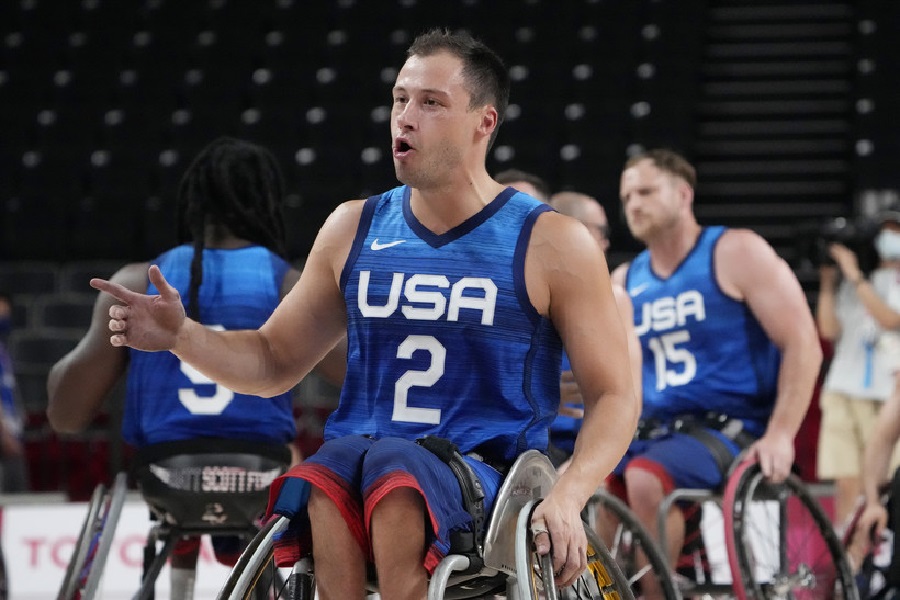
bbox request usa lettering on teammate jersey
[634,290,705,336]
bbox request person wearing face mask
[0,291,28,494]
[816,210,900,565]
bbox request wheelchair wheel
[217,516,300,600]
[723,458,858,600]
[518,500,635,600]
[57,482,105,600]
[591,490,681,599]
[57,472,128,600]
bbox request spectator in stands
[46,136,345,600]
[818,211,900,564]
[86,29,638,596]
[611,148,822,598]
[494,167,551,201]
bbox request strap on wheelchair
[673,413,757,479]
[416,435,486,561]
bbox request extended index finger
[90,277,143,304]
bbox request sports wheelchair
[56,438,291,600]
[590,454,858,599]
[217,449,634,599]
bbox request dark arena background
[1,0,898,514]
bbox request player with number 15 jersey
[625,225,781,436]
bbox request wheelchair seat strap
[675,422,734,479]
[417,435,486,556]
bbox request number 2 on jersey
[392,335,446,424]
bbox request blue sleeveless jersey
[331,185,563,464]
[625,226,780,435]
[124,245,296,447]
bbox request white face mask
[875,230,900,260]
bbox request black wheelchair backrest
[132,438,291,530]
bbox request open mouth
[394,138,413,156]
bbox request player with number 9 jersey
[123,245,296,447]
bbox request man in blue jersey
[89,29,639,598]
[47,137,345,599]
[610,148,822,596]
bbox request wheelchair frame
[217,449,635,600]
[56,441,291,600]
[587,456,859,600]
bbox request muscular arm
[864,384,900,504]
[281,263,347,389]
[47,262,147,433]
[92,201,362,398]
[612,284,642,402]
[528,212,640,520]
[717,229,823,480]
[858,381,900,538]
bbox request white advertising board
[2,499,235,600]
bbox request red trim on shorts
[626,457,676,495]
[269,462,368,556]
[364,471,443,574]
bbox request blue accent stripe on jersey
[514,202,554,324]
[340,194,382,292]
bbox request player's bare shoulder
[716,227,790,299]
[310,199,368,270]
[531,209,599,259]
[717,227,782,266]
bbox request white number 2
[647,330,697,391]
[178,325,235,415]
[392,335,446,424]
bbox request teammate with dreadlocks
[47,136,345,599]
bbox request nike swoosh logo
[630,282,650,297]
[371,239,406,251]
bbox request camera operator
[817,210,900,569]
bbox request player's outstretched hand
[90,264,186,352]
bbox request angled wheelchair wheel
[58,472,128,600]
[57,482,106,600]
[217,516,299,600]
[591,490,681,599]
[723,458,858,600]
[517,500,635,600]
